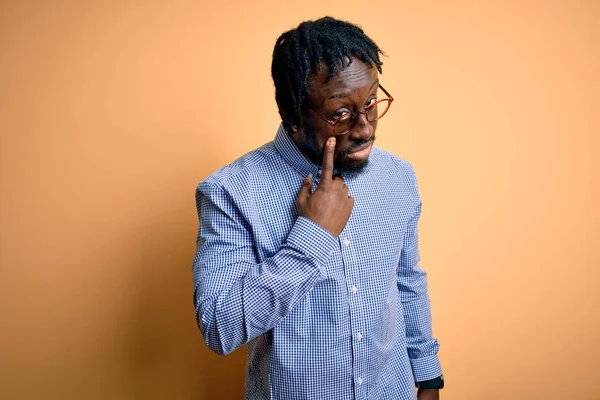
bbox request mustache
[338,136,375,158]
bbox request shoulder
[197,141,281,198]
[370,146,418,187]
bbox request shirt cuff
[285,216,338,277]
[411,353,443,382]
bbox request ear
[288,123,305,146]
[289,124,301,142]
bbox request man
[193,17,443,400]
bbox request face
[291,58,379,177]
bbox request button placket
[340,223,364,396]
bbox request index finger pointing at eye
[320,137,335,185]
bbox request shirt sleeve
[192,181,338,356]
[397,168,443,382]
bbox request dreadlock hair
[271,16,384,132]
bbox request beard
[295,128,375,179]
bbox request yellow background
[1,1,598,399]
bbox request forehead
[307,58,378,101]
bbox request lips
[345,141,373,161]
[348,141,372,154]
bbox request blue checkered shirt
[193,124,442,400]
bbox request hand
[417,389,440,400]
[296,137,354,237]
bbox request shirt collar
[273,123,321,178]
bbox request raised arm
[193,137,354,355]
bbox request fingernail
[307,173,313,180]
[328,137,335,148]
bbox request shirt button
[357,332,363,341]
[357,377,363,385]
[343,237,350,246]
[351,285,358,294]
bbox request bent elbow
[195,305,236,356]
[198,323,236,356]
[204,337,228,356]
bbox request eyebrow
[327,79,379,100]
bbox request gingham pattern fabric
[193,124,442,400]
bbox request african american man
[192,16,444,400]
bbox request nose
[347,112,373,140]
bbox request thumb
[296,174,313,207]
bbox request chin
[337,158,369,178]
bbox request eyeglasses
[308,84,394,136]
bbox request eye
[365,96,377,109]
[332,110,351,121]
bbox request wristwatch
[416,375,444,390]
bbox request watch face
[417,375,444,389]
